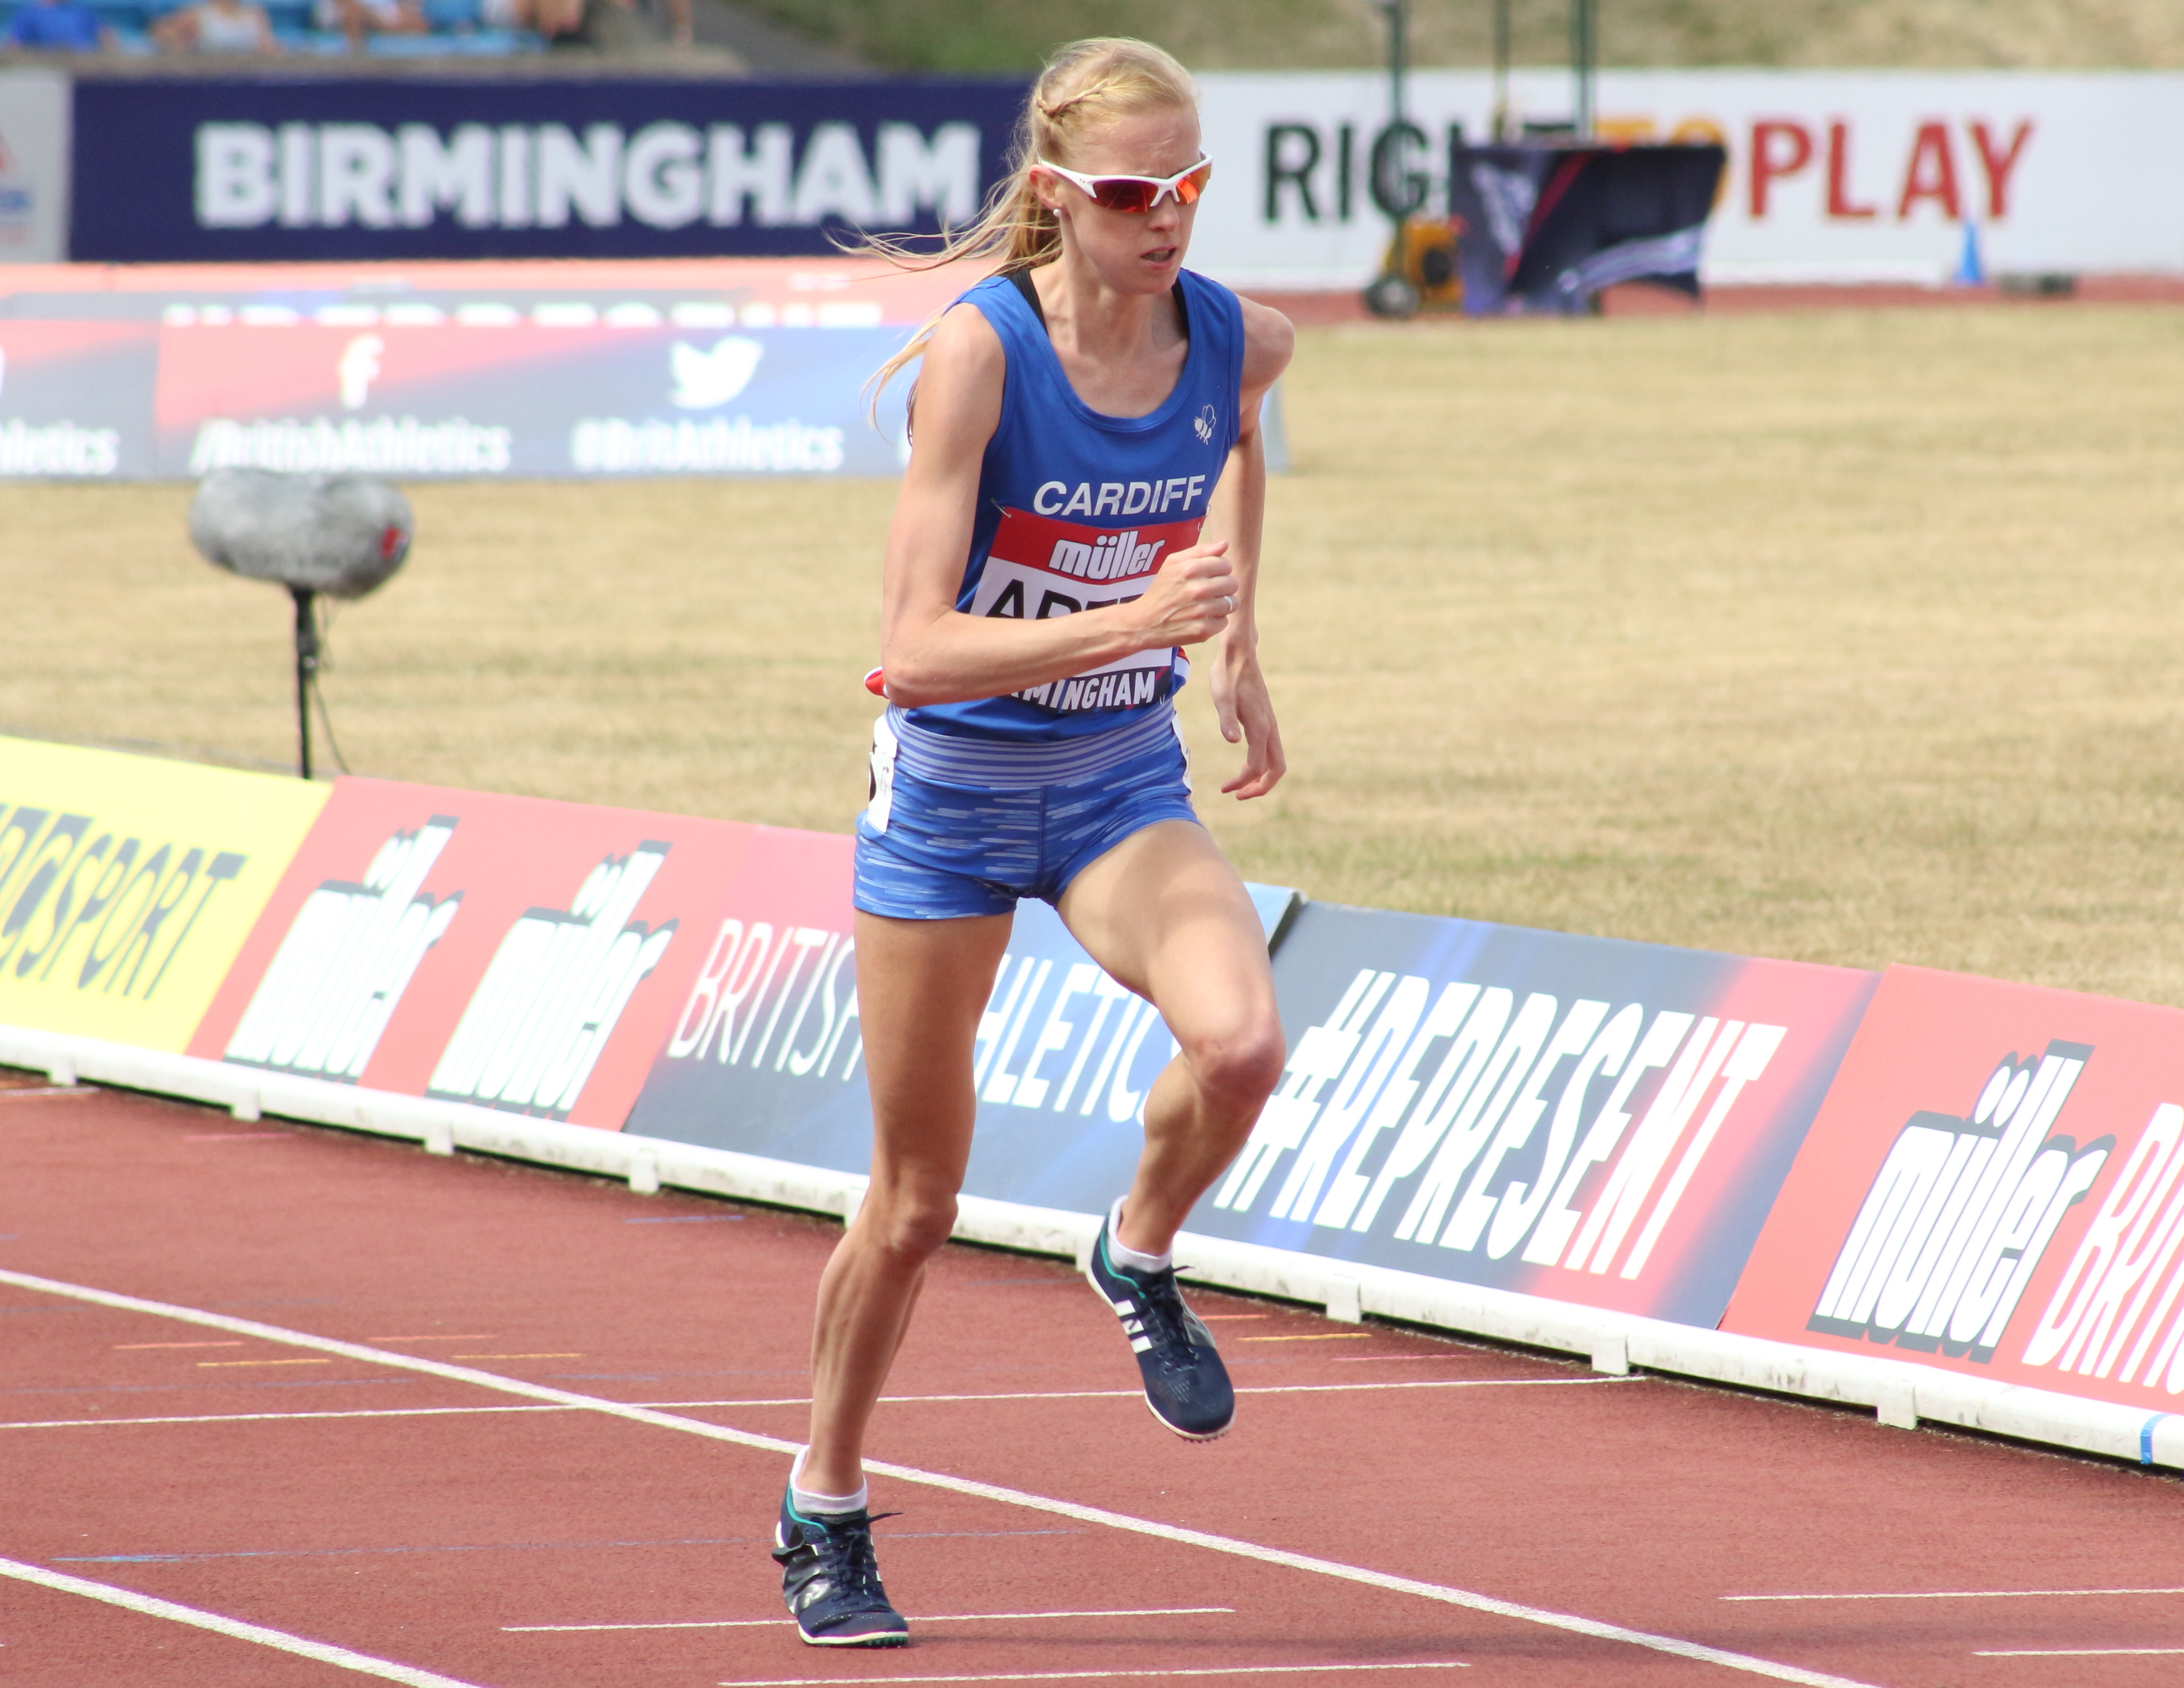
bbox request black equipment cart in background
[1447,140,1728,315]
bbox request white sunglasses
[1036,156,1214,214]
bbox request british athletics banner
[69,76,1029,265]
[1722,965,2184,1417]
[0,257,958,479]
[623,857,1298,1214]
[153,315,909,479]
[0,321,158,480]
[1190,901,1879,1327]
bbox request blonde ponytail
[860,37,1198,411]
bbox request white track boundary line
[1977,1647,2184,1657]
[1728,1585,2184,1602]
[0,1265,1879,1688]
[2,1405,575,1431]
[0,1375,1636,1432]
[721,1667,1471,1685]
[508,1605,1234,1632]
[0,1555,487,1687]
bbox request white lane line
[1727,1588,2184,1602]
[1,1376,1638,1431]
[509,1605,1233,1632]
[0,1555,487,1687]
[1,1405,575,1430]
[1976,1647,2184,1657]
[720,1666,1471,1685]
[0,1265,1880,1688]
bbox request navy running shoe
[772,1488,909,1647]
[1085,1211,1235,1441]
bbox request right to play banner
[1722,965,2184,1412]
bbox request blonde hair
[862,37,1198,408]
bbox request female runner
[773,38,1294,1647]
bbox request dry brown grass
[5,300,2183,1002]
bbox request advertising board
[0,735,328,1051]
[1723,965,2184,1417]
[187,777,758,1128]
[1192,69,2184,289]
[0,321,156,478]
[625,851,1295,1212]
[0,71,68,265]
[69,76,1027,264]
[1187,902,1878,1327]
[153,315,908,478]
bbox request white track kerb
[0,1554,491,1688]
[6,1020,2183,1482]
[1,1264,1877,1687]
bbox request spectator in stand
[3,0,114,50]
[154,0,279,52]
[484,0,583,37]
[316,0,425,48]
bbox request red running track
[3,1074,2182,1688]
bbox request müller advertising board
[186,776,759,1128]
[1723,965,2184,1416]
[1188,902,1879,1327]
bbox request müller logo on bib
[974,505,1203,714]
[1048,528,1164,582]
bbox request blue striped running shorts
[853,704,1199,920]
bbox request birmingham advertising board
[69,76,1028,263]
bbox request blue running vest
[903,267,1245,745]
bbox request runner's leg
[1058,819,1285,1255]
[801,908,1011,1496]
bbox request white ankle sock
[789,1447,867,1517]
[1106,1196,1173,1275]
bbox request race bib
[969,506,1203,715]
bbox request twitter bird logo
[670,336,765,409]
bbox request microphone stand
[291,585,318,780]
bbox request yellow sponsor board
[0,736,329,1051]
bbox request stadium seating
[0,0,541,53]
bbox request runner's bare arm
[1196,298,1295,799]
[878,304,1242,709]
